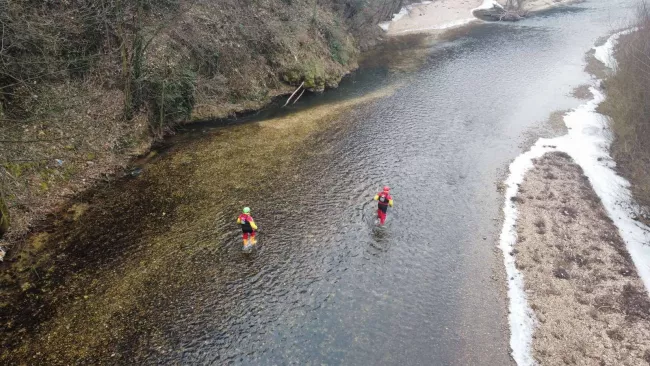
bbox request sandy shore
[383,0,482,35]
[514,152,650,365]
[383,0,581,35]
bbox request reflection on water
[1,0,636,364]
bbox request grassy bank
[599,3,650,217]
[0,0,409,248]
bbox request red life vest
[377,192,392,206]
[238,214,254,232]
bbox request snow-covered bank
[380,0,483,35]
[513,153,650,365]
[378,1,435,32]
[500,29,650,365]
[499,141,550,366]
[594,28,637,70]
[380,0,580,35]
[474,0,503,11]
[391,18,477,34]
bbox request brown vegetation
[600,3,650,216]
[0,0,408,248]
[515,152,650,365]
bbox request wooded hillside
[0,0,407,244]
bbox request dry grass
[0,81,152,246]
[514,152,650,365]
[572,84,594,100]
[0,0,401,250]
[599,3,650,211]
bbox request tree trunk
[132,0,145,109]
[117,0,133,119]
[0,194,9,237]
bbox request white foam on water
[501,28,650,365]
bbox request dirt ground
[514,152,650,365]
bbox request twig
[1,23,4,55]
[0,158,50,164]
[283,81,304,107]
[0,137,70,143]
[31,267,41,280]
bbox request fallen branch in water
[283,81,304,107]
[292,88,306,105]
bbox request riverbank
[500,29,650,364]
[382,0,583,35]
[515,152,650,365]
[0,0,407,252]
[0,85,401,364]
[2,1,635,363]
[598,17,650,223]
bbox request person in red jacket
[237,207,258,247]
[373,186,394,225]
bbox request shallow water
[2,1,637,364]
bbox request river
[2,0,636,364]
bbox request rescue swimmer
[373,186,394,225]
[237,207,258,247]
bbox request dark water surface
[4,1,636,364]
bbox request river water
[3,0,636,364]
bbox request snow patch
[593,29,636,70]
[394,18,477,34]
[377,1,435,31]
[556,87,650,293]
[501,28,650,365]
[473,0,504,11]
[379,22,391,31]
[500,143,551,366]
[392,6,410,22]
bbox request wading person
[373,186,394,225]
[237,207,258,248]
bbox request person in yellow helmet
[373,186,394,225]
[237,207,258,247]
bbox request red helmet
[383,186,390,192]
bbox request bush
[143,68,196,135]
[600,3,650,208]
[0,195,9,237]
[324,27,351,65]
